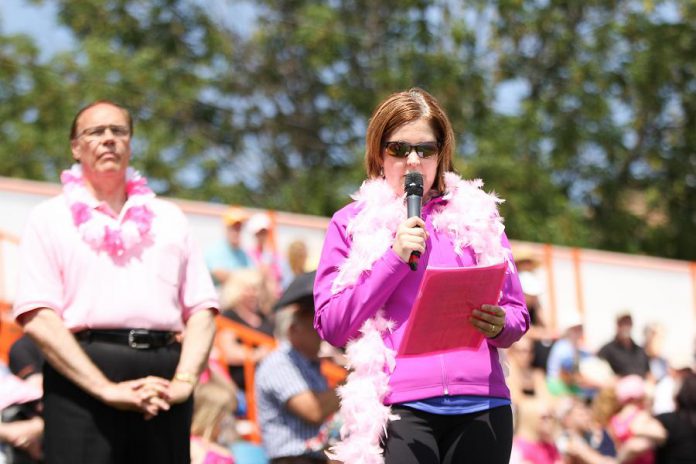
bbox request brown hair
[69,100,133,140]
[591,386,620,427]
[364,88,456,193]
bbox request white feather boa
[327,172,511,464]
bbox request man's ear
[70,139,80,162]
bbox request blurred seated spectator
[608,375,665,464]
[546,313,601,399]
[217,269,274,395]
[558,396,617,464]
[0,366,43,463]
[198,367,268,464]
[652,350,694,416]
[654,371,696,463]
[598,313,650,378]
[282,239,309,290]
[591,386,621,432]
[643,324,668,383]
[190,370,237,464]
[255,271,340,463]
[247,213,284,306]
[206,207,253,287]
[580,356,616,388]
[506,336,550,404]
[8,335,44,388]
[512,398,563,464]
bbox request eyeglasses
[77,125,131,140]
[383,141,440,159]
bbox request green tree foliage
[228,0,493,214]
[0,33,77,180]
[2,0,243,200]
[0,0,693,259]
[488,0,696,258]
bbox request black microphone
[404,171,423,271]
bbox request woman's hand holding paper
[470,304,506,338]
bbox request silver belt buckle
[128,329,151,349]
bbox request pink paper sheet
[398,262,507,356]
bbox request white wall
[517,243,695,362]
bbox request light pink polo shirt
[13,194,218,332]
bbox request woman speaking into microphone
[313,88,529,464]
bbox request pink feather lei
[60,164,155,258]
[327,172,511,464]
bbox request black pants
[43,339,193,464]
[383,404,513,464]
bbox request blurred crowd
[508,249,696,464]
[2,210,695,464]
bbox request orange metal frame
[542,243,558,332]
[0,231,21,364]
[0,300,22,365]
[214,316,347,443]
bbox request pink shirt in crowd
[513,437,563,464]
[13,194,218,332]
[610,410,655,464]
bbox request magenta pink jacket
[313,196,529,404]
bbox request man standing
[205,206,253,286]
[255,271,340,464]
[598,312,650,378]
[13,101,218,464]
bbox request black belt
[74,329,176,350]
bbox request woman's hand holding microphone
[392,217,428,264]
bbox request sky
[0,0,75,59]
[0,0,258,59]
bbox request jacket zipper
[439,354,449,395]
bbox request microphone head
[405,171,424,196]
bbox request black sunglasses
[383,141,440,159]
